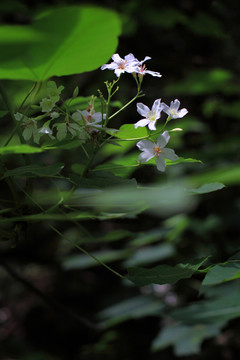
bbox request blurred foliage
[1,1,240,360]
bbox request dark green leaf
[152,323,222,356]
[69,171,137,189]
[201,261,240,287]
[127,257,208,286]
[2,162,64,179]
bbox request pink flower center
[154,146,162,156]
[119,61,127,69]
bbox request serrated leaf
[152,323,221,356]
[201,260,240,287]
[127,257,208,286]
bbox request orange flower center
[154,146,162,156]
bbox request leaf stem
[108,89,144,121]
[48,224,126,279]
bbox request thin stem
[17,82,37,112]
[0,83,25,144]
[108,90,144,121]
[12,186,125,279]
[49,224,126,279]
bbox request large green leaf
[127,257,208,286]
[0,6,121,80]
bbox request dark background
[1,1,240,359]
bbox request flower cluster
[101,53,188,172]
[135,98,188,171]
[15,83,105,144]
[101,53,162,78]
[14,52,188,175]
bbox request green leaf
[127,257,208,286]
[187,182,225,194]
[0,6,121,80]
[147,156,203,167]
[72,181,196,216]
[62,249,129,270]
[123,243,175,267]
[112,124,148,140]
[152,323,221,356]
[98,296,164,328]
[69,171,137,189]
[172,286,240,325]
[2,162,64,179]
[201,261,240,287]
[189,164,240,186]
[0,144,43,154]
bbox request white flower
[101,53,139,77]
[136,131,178,172]
[134,56,162,78]
[72,110,106,132]
[134,99,162,131]
[161,99,188,119]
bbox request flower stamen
[154,146,162,156]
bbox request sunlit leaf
[0,144,43,154]
[0,6,121,80]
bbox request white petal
[177,108,188,118]
[155,154,166,172]
[92,112,102,123]
[140,56,151,63]
[145,70,162,77]
[148,120,157,131]
[137,103,150,117]
[156,131,170,148]
[152,98,161,114]
[138,151,154,163]
[134,119,150,128]
[114,68,124,77]
[171,99,180,112]
[162,148,179,161]
[125,53,137,62]
[101,63,118,70]
[112,53,122,63]
[125,64,139,73]
[161,103,170,115]
[136,140,155,153]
